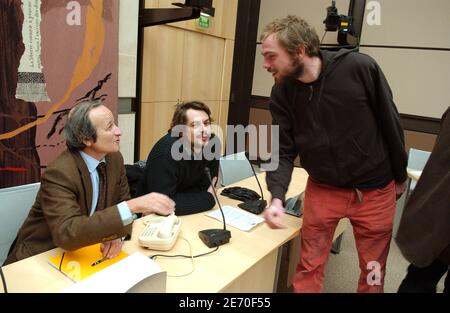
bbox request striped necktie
[96,162,107,211]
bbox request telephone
[221,186,261,202]
[138,214,181,251]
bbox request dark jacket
[396,107,450,267]
[136,133,220,215]
[267,49,407,201]
[4,151,131,265]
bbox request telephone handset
[138,214,181,251]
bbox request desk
[1,168,347,293]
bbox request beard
[275,56,304,85]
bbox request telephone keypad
[141,224,158,237]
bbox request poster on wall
[0,0,118,188]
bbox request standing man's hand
[395,180,407,200]
[264,198,286,229]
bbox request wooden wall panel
[119,0,139,98]
[221,39,234,101]
[139,101,177,160]
[218,100,230,131]
[118,113,136,164]
[210,0,238,40]
[139,0,237,157]
[144,0,159,9]
[157,0,237,40]
[181,32,225,101]
[141,26,184,103]
[216,100,229,154]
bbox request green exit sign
[198,15,210,28]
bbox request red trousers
[293,178,396,293]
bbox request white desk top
[1,168,309,293]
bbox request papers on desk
[62,252,166,293]
[206,205,265,231]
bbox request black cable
[205,168,227,231]
[246,157,264,201]
[320,31,328,45]
[149,246,219,260]
[0,267,8,293]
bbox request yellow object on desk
[48,243,128,282]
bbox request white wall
[118,113,135,164]
[253,0,348,96]
[359,0,450,118]
[118,0,139,98]
[253,0,450,118]
[360,0,450,49]
[117,1,139,162]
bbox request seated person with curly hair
[136,101,221,215]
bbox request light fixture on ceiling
[173,0,215,17]
[139,0,215,28]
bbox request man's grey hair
[64,99,102,151]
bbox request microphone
[237,156,267,215]
[198,167,231,248]
[0,266,7,293]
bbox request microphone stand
[237,157,267,214]
[0,266,7,293]
[198,168,231,248]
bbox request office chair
[0,183,40,264]
[219,151,256,186]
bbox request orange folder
[48,243,128,282]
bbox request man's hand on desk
[127,192,175,216]
[264,198,286,229]
[101,238,123,259]
[395,180,407,200]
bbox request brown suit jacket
[396,106,450,267]
[4,150,132,265]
